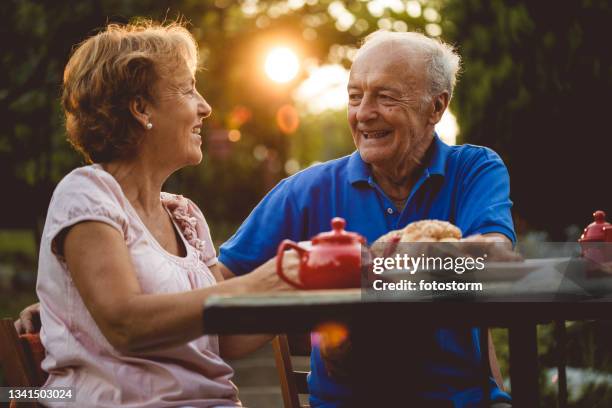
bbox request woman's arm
[208,264,280,359]
[63,220,296,353]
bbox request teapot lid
[312,217,366,245]
[579,210,611,242]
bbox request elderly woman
[32,21,297,407]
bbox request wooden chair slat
[273,334,311,408]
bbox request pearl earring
[146,122,153,130]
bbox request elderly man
[219,31,514,407]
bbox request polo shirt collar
[347,150,370,184]
[428,133,451,177]
[347,133,451,185]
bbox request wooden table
[203,258,612,406]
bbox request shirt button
[387,208,394,214]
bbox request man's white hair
[359,30,461,101]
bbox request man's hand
[461,233,522,262]
[14,302,41,334]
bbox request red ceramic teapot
[277,217,366,289]
[579,210,612,263]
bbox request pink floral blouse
[36,164,240,407]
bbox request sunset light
[264,46,299,83]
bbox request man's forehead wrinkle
[359,37,427,63]
[349,63,421,96]
[355,42,427,74]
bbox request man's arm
[481,233,511,244]
[456,148,516,244]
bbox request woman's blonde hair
[62,19,198,163]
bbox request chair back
[0,318,47,408]
[272,334,311,408]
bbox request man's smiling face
[347,42,433,170]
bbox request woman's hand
[247,250,301,292]
[14,302,41,334]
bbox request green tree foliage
[4,0,608,239]
[442,0,612,238]
[0,0,168,235]
[1,0,435,240]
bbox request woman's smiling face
[146,62,211,168]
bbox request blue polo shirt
[219,135,515,407]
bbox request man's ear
[429,92,450,125]
[129,96,152,130]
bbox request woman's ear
[129,96,152,130]
[428,92,450,125]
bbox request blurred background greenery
[1,0,610,406]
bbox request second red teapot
[579,210,612,263]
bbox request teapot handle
[277,239,308,289]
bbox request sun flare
[265,46,299,83]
